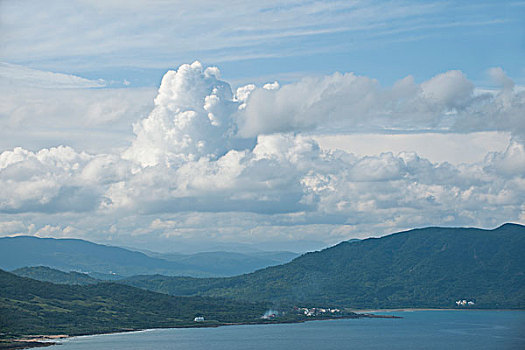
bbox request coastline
[0,335,67,350]
[11,309,523,349]
[7,312,401,349]
[350,308,525,313]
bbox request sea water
[48,310,525,349]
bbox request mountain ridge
[0,236,298,277]
[121,223,525,309]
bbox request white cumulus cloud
[237,68,524,140]
[123,61,251,167]
[0,62,524,247]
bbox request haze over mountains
[0,236,298,277]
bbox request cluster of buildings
[455,300,475,307]
[295,307,341,317]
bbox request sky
[0,0,524,253]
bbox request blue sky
[2,0,524,87]
[0,0,524,252]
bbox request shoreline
[350,308,525,313]
[9,309,523,349]
[8,313,398,349]
[0,335,67,350]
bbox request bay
[48,310,525,349]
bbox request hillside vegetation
[122,224,525,309]
[12,266,99,285]
[0,270,268,337]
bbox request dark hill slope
[0,269,267,336]
[122,224,525,309]
[12,266,99,285]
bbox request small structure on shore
[455,299,475,307]
[194,316,205,322]
[296,306,341,317]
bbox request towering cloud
[123,61,249,168]
[0,62,524,245]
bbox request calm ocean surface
[48,310,525,349]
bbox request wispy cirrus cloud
[0,0,513,71]
[0,63,156,153]
[0,62,106,89]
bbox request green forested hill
[12,266,99,285]
[122,224,525,309]
[0,269,267,336]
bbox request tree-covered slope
[0,269,267,336]
[12,266,99,285]
[122,224,525,309]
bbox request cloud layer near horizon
[1,62,524,247]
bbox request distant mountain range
[121,224,525,309]
[149,250,299,276]
[2,224,524,310]
[0,236,298,277]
